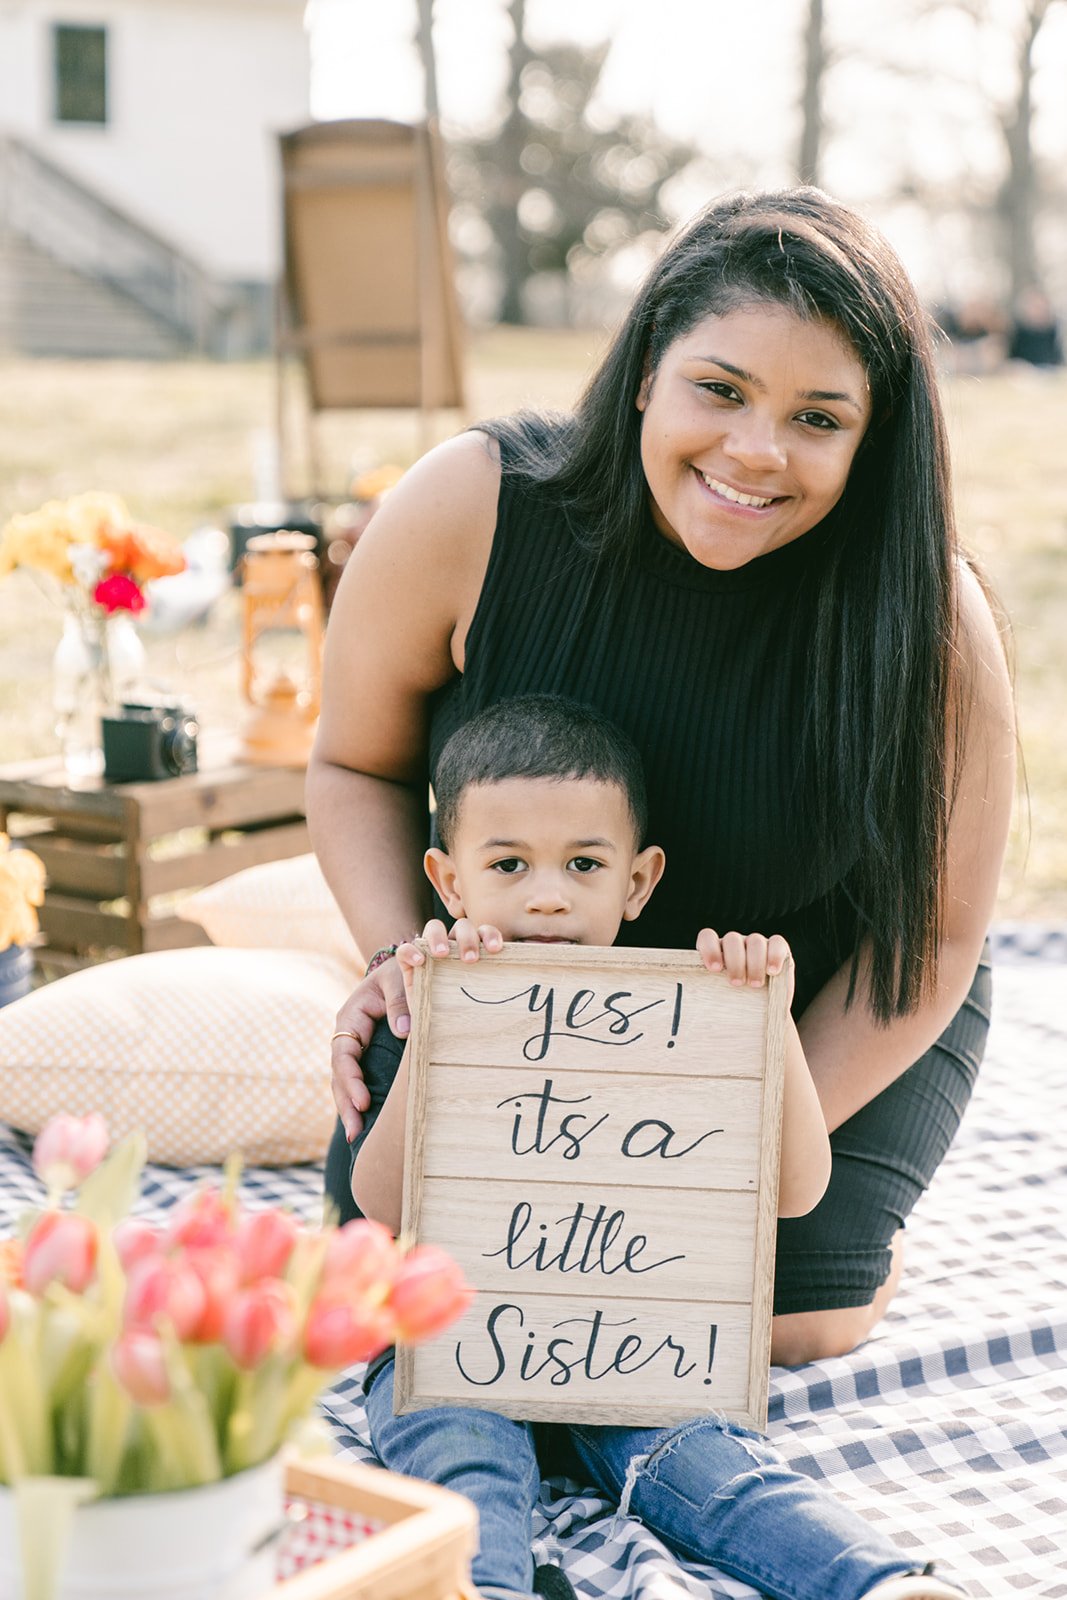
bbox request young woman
[310,187,1014,1377]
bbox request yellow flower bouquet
[0,837,45,952]
[0,493,184,601]
[1,494,187,774]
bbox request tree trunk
[495,0,532,324]
[414,0,440,125]
[999,0,1051,301]
[797,0,826,186]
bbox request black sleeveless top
[427,456,861,1017]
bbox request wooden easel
[275,118,467,497]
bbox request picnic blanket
[2,931,1064,1598]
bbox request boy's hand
[696,929,795,1003]
[396,919,504,1007]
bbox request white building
[0,0,310,354]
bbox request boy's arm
[695,929,831,1219]
[777,1018,832,1217]
[350,1046,410,1234]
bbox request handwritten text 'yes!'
[460,977,686,1062]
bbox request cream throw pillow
[0,948,351,1167]
[177,853,363,977]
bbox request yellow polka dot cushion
[0,948,352,1166]
[176,853,363,977]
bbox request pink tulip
[113,1218,163,1272]
[303,1291,398,1369]
[321,1219,400,1300]
[166,1188,233,1251]
[22,1212,97,1296]
[112,1329,170,1405]
[389,1246,474,1343]
[233,1208,299,1284]
[0,1281,9,1344]
[32,1113,109,1193]
[221,1280,297,1370]
[183,1246,241,1343]
[123,1255,207,1340]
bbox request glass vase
[52,610,146,781]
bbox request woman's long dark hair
[480,188,965,1022]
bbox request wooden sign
[395,944,788,1430]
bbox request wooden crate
[0,748,308,979]
[268,1455,477,1600]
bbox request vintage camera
[102,702,199,783]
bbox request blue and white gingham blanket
[2,930,1064,1597]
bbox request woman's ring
[331,1029,362,1046]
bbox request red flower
[222,1280,298,1370]
[33,1113,109,1192]
[113,1218,163,1273]
[93,573,145,614]
[388,1246,474,1342]
[112,1329,170,1405]
[23,1212,98,1296]
[123,1255,207,1341]
[183,1246,241,1342]
[321,1218,399,1299]
[166,1188,233,1251]
[303,1290,398,1369]
[233,1209,299,1284]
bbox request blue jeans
[365,1359,918,1600]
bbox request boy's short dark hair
[434,695,648,850]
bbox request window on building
[54,24,108,125]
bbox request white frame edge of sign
[395,943,788,1432]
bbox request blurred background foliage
[391,0,1067,328]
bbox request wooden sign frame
[395,944,788,1431]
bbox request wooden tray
[266,1455,477,1600]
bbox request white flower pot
[0,1454,284,1600]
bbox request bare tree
[914,0,1065,299]
[797,0,828,185]
[449,7,703,325]
[998,0,1055,300]
[493,0,535,324]
[414,0,440,124]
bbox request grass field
[0,329,1062,921]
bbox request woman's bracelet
[365,943,400,974]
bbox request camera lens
[160,714,198,776]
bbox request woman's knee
[771,1302,882,1365]
[772,1232,904,1366]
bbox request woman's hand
[395,919,505,1008]
[696,928,795,1002]
[330,958,411,1142]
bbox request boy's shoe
[532,1563,580,1600]
[865,1567,968,1599]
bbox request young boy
[334,696,968,1600]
